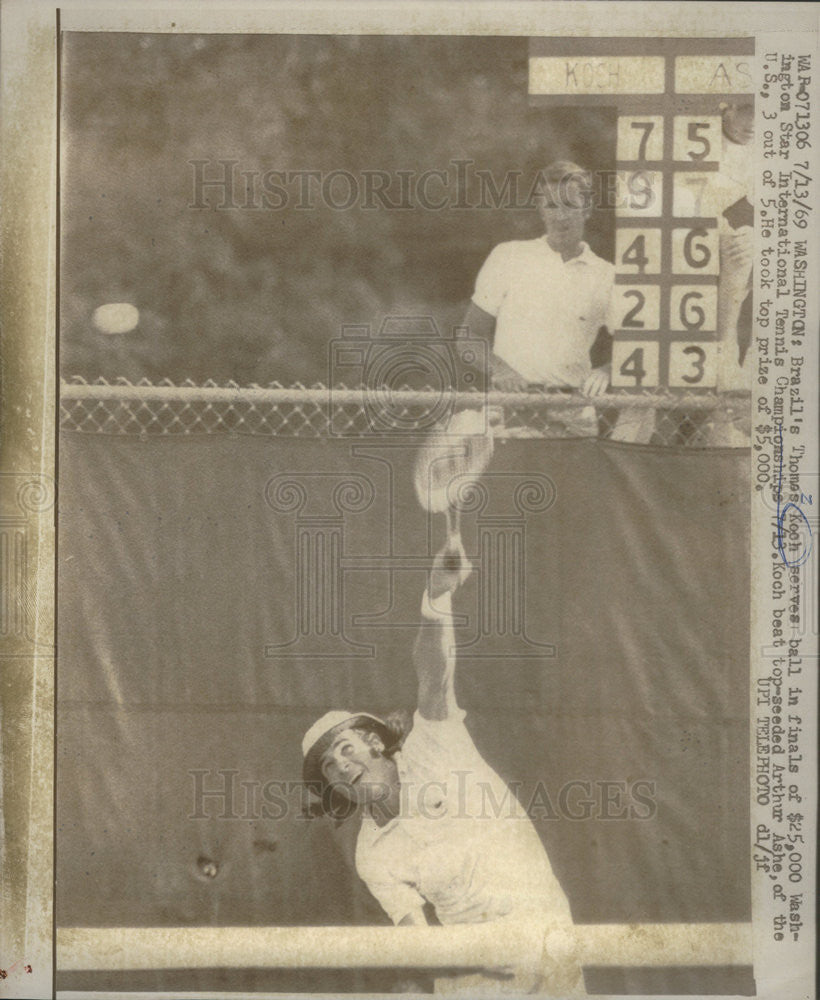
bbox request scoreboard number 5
[672,116,721,162]
[612,341,660,388]
[668,342,717,387]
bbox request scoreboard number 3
[612,340,660,388]
[668,342,717,387]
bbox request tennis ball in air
[92,303,140,334]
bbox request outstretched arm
[414,538,471,721]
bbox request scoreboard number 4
[612,341,660,388]
[616,228,662,274]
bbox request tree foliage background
[61,33,614,384]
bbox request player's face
[320,728,399,807]
[537,180,590,258]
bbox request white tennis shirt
[472,236,614,387]
[355,707,573,927]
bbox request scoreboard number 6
[671,226,719,274]
[670,285,717,332]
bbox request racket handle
[443,508,462,572]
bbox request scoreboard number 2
[614,284,661,331]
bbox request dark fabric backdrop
[56,431,752,993]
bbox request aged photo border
[1,2,817,999]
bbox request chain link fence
[60,377,752,448]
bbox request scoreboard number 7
[617,115,664,161]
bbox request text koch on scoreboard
[529,37,755,390]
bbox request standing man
[462,160,614,436]
[301,541,583,995]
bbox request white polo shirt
[355,708,573,928]
[473,237,614,387]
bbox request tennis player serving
[301,522,582,994]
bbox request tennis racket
[413,408,494,570]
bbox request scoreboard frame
[529,36,755,391]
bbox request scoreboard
[529,37,755,390]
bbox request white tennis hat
[301,710,391,785]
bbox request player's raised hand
[429,535,472,599]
